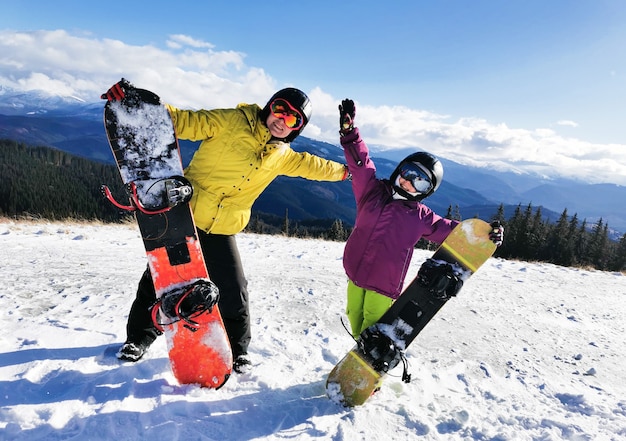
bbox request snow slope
[1,219,625,440]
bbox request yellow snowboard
[327,218,497,406]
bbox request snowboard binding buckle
[151,279,220,332]
[164,177,193,207]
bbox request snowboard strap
[101,185,135,211]
[340,316,357,341]
[128,181,173,215]
[101,176,193,215]
[399,353,411,383]
[151,279,220,332]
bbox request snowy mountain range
[1,88,625,236]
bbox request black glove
[489,221,504,247]
[339,99,356,136]
[101,78,136,101]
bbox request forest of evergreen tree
[2,139,625,272]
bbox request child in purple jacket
[338,99,503,338]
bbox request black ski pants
[125,231,251,357]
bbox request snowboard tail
[102,81,232,388]
[327,218,496,406]
[326,348,383,406]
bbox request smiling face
[266,113,296,139]
[398,175,418,193]
[261,88,311,142]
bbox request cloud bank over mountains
[1,29,625,186]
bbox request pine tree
[589,219,610,270]
[327,219,348,241]
[444,205,462,221]
[492,204,505,224]
[498,204,522,259]
[515,203,541,260]
[565,213,580,267]
[575,219,590,267]
[544,209,574,266]
[609,233,626,272]
[282,208,289,236]
[529,206,547,261]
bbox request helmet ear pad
[261,88,312,142]
[390,151,443,201]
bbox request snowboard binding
[151,279,220,332]
[357,325,412,383]
[357,326,403,373]
[101,175,193,215]
[417,258,465,300]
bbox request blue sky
[2,0,626,185]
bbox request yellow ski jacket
[167,103,347,235]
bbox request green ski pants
[345,280,393,338]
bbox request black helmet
[260,87,312,142]
[390,151,443,201]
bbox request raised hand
[338,99,356,136]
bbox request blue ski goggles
[398,162,433,194]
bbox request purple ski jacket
[341,128,459,299]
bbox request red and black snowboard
[101,79,232,388]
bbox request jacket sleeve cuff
[340,127,361,145]
[342,165,352,181]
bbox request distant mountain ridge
[1,88,624,236]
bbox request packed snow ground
[1,219,625,441]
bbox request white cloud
[0,29,274,107]
[0,29,625,185]
[166,34,215,50]
[557,120,578,128]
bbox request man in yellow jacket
[114,84,349,373]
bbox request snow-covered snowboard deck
[327,218,496,406]
[102,83,232,388]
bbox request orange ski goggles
[270,98,304,129]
